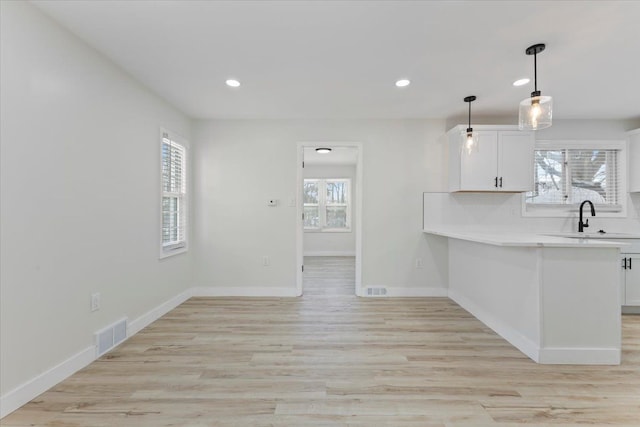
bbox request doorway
[296,143,362,296]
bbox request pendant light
[462,96,479,154]
[519,43,552,130]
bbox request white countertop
[423,228,631,248]
[543,232,640,239]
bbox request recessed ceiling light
[513,78,530,87]
[225,79,241,87]
[315,147,332,154]
[395,79,411,88]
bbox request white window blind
[303,179,351,231]
[161,132,187,255]
[526,148,621,211]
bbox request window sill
[522,207,626,218]
[160,245,188,259]
[304,228,352,233]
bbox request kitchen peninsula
[424,228,626,365]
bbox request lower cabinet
[622,254,640,311]
[619,239,640,313]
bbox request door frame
[296,141,363,296]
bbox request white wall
[303,164,356,256]
[193,119,449,294]
[0,0,192,401]
[535,119,639,140]
[445,117,640,135]
[423,192,640,234]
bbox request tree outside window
[526,148,620,210]
[303,179,351,231]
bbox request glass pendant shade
[519,95,552,130]
[519,44,552,131]
[461,128,479,155]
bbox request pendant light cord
[534,52,538,93]
[463,95,475,131]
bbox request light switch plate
[90,293,101,312]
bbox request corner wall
[192,119,450,295]
[0,0,193,409]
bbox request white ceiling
[33,0,640,121]
[304,147,358,166]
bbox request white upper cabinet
[448,125,535,192]
[498,131,536,191]
[629,129,640,192]
[458,130,498,191]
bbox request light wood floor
[3,256,640,426]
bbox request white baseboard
[304,251,355,257]
[0,345,95,419]
[538,347,620,365]
[359,286,448,297]
[128,288,194,336]
[622,305,640,314]
[387,286,448,297]
[192,286,298,297]
[448,288,541,363]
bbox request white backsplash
[423,192,640,234]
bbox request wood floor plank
[3,256,639,426]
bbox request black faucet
[578,200,596,232]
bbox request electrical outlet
[262,256,270,266]
[415,258,424,268]
[90,293,101,312]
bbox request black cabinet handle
[630,258,633,270]
[499,177,503,188]
[494,177,498,188]
[623,258,628,269]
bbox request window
[161,130,188,257]
[303,179,351,231]
[525,141,624,215]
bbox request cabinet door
[624,255,640,306]
[497,131,534,192]
[459,131,498,191]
